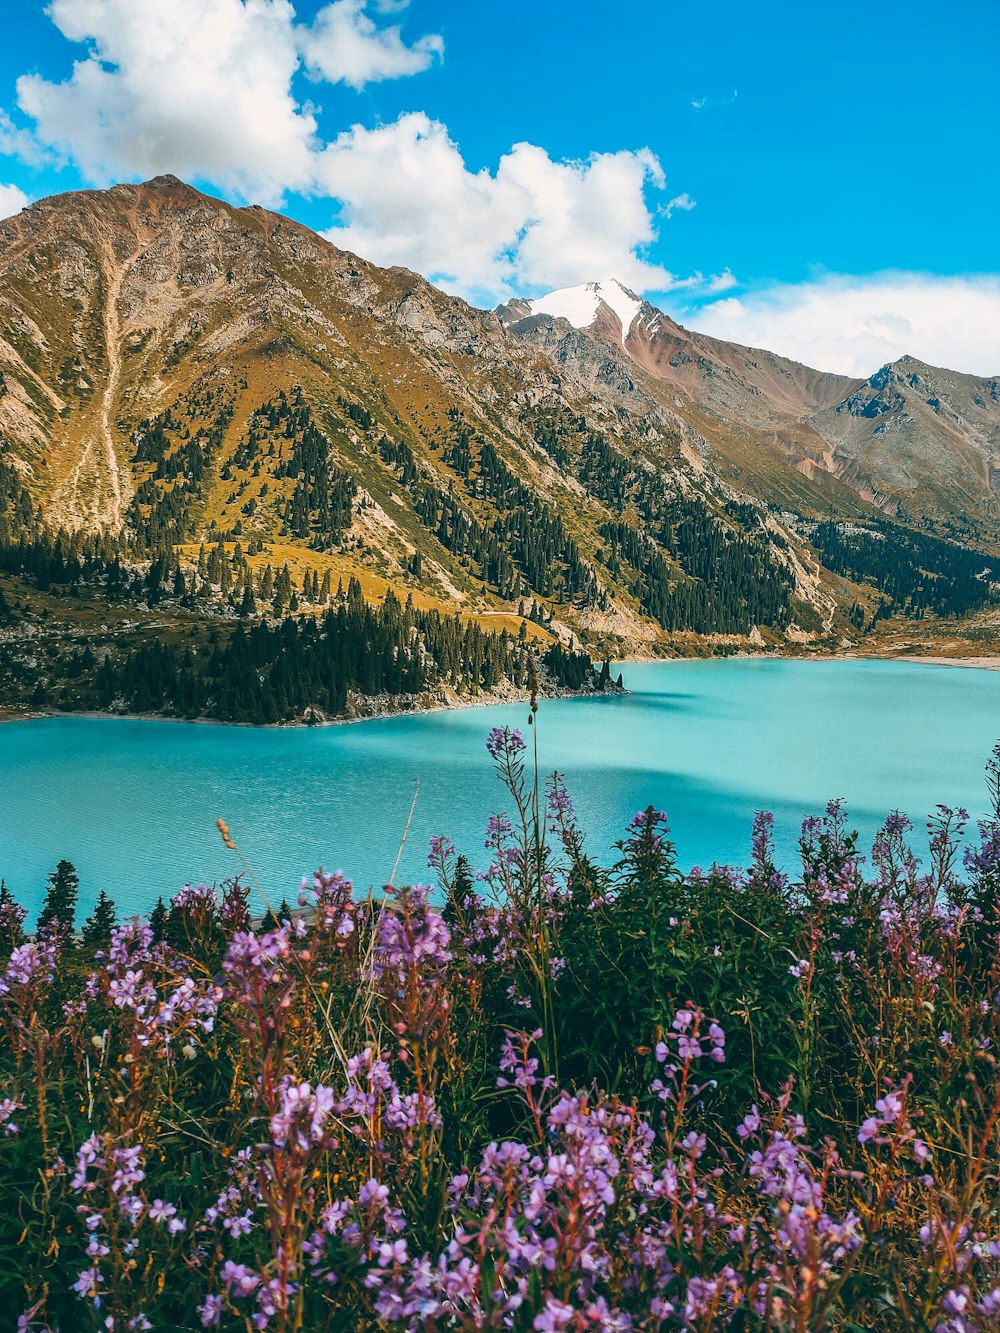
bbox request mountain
[498,281,1000,539]
[0,176,998,707]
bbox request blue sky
[1,0,998,375]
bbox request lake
[3,658,1000,921]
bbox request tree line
[530,408,794,634]
[810,519,1000,619]
[63,581,606,724]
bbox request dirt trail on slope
[55,225,141,531]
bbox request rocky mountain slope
[0,178,998,667]
[499,280,1000,541]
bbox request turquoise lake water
[3,659,1000,921]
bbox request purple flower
[220,1261,261,1297]
[427,834,455,868]
[0,1097,23,1136]
[198,1295,223,1327]
[486,726,526,761]
[71,1267,103,1302]
[737,1105,761,1140]
[858,1116,880,1144]
[0,939,58,995]
[269,1079,337,1152]
[534,1299,575,1330]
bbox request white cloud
[16,0,315,205]
[665,192,695,218]
[690,90,738,111]
[702,268,736,294]
[10,0,443,206]
[687,274,1000,378]
[0,110,48,168]
[318,114,674,301]
[3,0,674,302]
[301,0,442,90]
[0,182,29,219]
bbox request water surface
[3,659,999,920]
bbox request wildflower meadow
[3,724,1000,1331]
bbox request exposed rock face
[0,177,564,537]
[499,282,1000,534]
[811,357,1000,522]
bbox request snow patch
[526,279,643,347]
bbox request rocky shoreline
[0,675,626,730]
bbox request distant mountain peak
[143,174,187,189]
[501,278,644,347]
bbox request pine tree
[82,890,116,946]
[36,859,80,937]
[445,855,476,926]
[150,896,169,942]
[0,879,26,951]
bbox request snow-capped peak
[523,279,643,346]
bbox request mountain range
[1,176,999,663]
[498,278,1000,530]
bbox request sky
[0,0,997,376]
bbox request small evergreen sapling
[36,859,79,937]
[150,896,169,942]
[0,879,26,950]
[81,889,117,947]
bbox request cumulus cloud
[11,0,443,204]
[0,110,48,168]
[687,274,1000,378]
[2,0,680,300]
[301,0,442,89]
[0,182,29,219]
[318,114,673,301]
[16,0,315,205]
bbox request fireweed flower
[0,1097,23,1135]
[651,1009,725,1102]
[198,1294,222,1328]
[372,885,451,978]
[856,1078,930,1168]
[269,1078,337,1151]
[0,938,58,996]
[219,1261,260,1297]
[300,868,356,939]
[426,834,455,868]
[486,725,526,761]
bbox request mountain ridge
[499,278,1000,536]
[1,176,999,679]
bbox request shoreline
[3,650,1000,730]
[615,650,1000,672]
[0,679,625,731]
